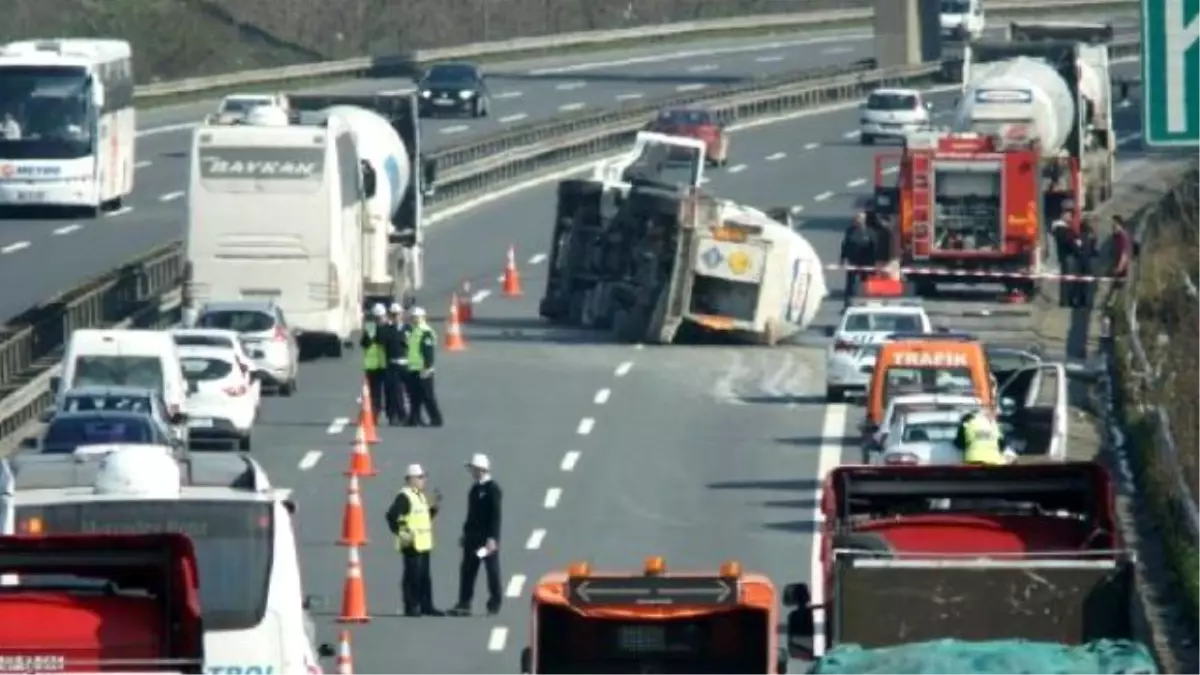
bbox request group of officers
[360,302,443,427]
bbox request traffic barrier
[338,475,369,547]
[337,545,371,623]
[458,279,475,322]
[335,631,355,675]
[833,262,1122,282]
[128,0,1136,104]
[356,381,380,445]
[502,245,524,298]
[444,296,467,352]
[345,426,379,478]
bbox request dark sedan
[417,62,490,118]
[40,410,176,455]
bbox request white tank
[244,105,290,127]
[93,447,182,498]
[954,56,1076,153]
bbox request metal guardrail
[130,0,1139,102]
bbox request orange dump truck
[521,557,786,674]
[0,533,205,673]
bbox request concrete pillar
[874,0,921,68]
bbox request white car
[171,328,258,385]
[861,392,983,462]
[178,345,260,450]
[859,88,932,145]
[875,409,966,466]
[209,92,289,125]
[825,299,932,402]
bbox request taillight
[885,452,918,465]
[224,384,248,397]
[834,339,856,352]
[274,325,288,342]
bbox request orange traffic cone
[501,245,523,297]
[335,630,354,674]
[444,295,467,352]
[458,279,475,322]
[1004,287,1027,304]
[336,545,370,623]
[356,381,379,445]
[345,425,378,478]
[338,474,368,547]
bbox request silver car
[194,300,299,396]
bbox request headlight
[458,90,475,99]
[420,90,431,98]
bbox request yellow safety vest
[396,487,433,552]
[406,325,435,371]
[363,321,386,370]
[963,415,1004,465]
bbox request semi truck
[539,132,827,345]
[0,533,205,672]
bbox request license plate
[188,418,213,428]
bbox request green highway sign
[1141,0,1199,147]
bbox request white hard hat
[465,453,491,471]
[406,463,425,478]
[389,302,404,314]
[370,303,387,317]
[410,306,427,318]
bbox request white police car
[824,299,932,402]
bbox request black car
[39,410,177,455]
[417,62,490,118]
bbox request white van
[0,447,335,674]
[940,0,985,41]
[184,108,367,359]
[57,329,188,427]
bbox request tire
[826,386,844,403]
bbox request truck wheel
[831,532,894,558]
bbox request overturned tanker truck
[538,132,828,345]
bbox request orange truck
[520,557,787,674]
[0,533,205,673]
[873,130,1060,298]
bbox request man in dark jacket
[840,211,877,307]
[1069,218,1098,308]
[1050,215,1077,307]
[449,453,503,617]
[383,303,411,426]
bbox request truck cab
[520,557,786,673]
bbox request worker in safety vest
[359,304,390,420]
[384,463,444,617]
[953,408,1014,466]
[402,307,443,427]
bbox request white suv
[824,299,932,402]
[859,88,932,145]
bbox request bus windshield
[18,500,273,631]
[0,65,94,159]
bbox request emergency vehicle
[824,299,932,402]
[520,557,786,674]
[866,332,994,433]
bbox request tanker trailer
[288,94,426,308]
[956,21,1115,217]
[539,132,827,345]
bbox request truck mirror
[360,160,377,199]
[284,499,297,515]
[519,647,532,674]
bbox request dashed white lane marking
[686,64,718,73]
[822,46,856,55]
[506,574,526,598]
[440,125,469,135]
[493,90,523,99]
[105,206,133,218]
[298,450,322,470]
[804,142,820,150]
[327,417,350,434]
[543,488,562,509]
[159,190,185,202]
[846,178,866,188]
[676,83,707,92]
[814,191,834,202]
[134,160,152,169]
[558,102,585,112]
[842,130,861,139]
[555,81,586,91]
[471,289,492,303]
[766,152,786,161]
[615,92,643,101]
[525,529,547,550]
[756,55,784,63]
[728,163,747,173]
[528,252,547,265]
[498,112,528,124]
[577,417,595,435]
[1,241,30,254]
[487,626,509,652]
[52,224,81,236]
[614,361,634,377]
[561,450,581,471]
[594,388,611,405]
[634,343,645,350]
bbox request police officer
[384,303,411,426]
[449,453,503,617]
[403,307,443,427]
[953,408,1011,466]
[1069,218,1098,308]
[384,463,445,617]
[1050,214,1075,307]
[359,304,390,420]
[840,211,876,307]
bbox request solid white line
[1,241,30,254]
[440,124,469,134]
[614,361,634,377]
[378,87,414,95]
[487,626,509,652]
[676,83,706,92]
[525,529,546,550]
[472,289,492,303]
[543,488,562,509]
[846,178,866,188]
[493,90,523,99]
[159,190,185,202]
[766,152,786,161]
[561,450,581,471]
[506,574,526,598]
[755,55,784,63]
[555,81,586,90]
[134,160,152,169]
[52,224,81,236]
[728,163,747,173]
[686,64,718,73]
[803,142,820,150]
[105,206,132,218]
[298,450,322,470]
[577,417,595,435]
[811,403,849,657]
[327,417,350,434]
[814,191,834,202]
[615,93,643,101]
[558,102,585,112]
[594,388,611,405]
[528,252,547,265]
[499,112,528,124]
[842,130,861,139]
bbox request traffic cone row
[338,475,368,547]
[337,544,370,623]
[356,382,379,445]
[458,279,474,322]
[344,425,378,478]
[502,244,523,297]
[335,631,354,674]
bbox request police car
[824,299,932,402]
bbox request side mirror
[317,643,336,659]
[284,499,297,515]
[38,410,55,424]
[822,326,835,338]
[303,593,325,610]
[169,412,188,425]
[519,647,532,674]
[360,160,377,199]
[49,376,61,395]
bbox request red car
[645,107,730,167]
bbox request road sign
[1141,0,1200,147]
[567,576,738,607]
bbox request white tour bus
[185,107,367,358]
[0,39,135,214]
[0,447,333,674]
